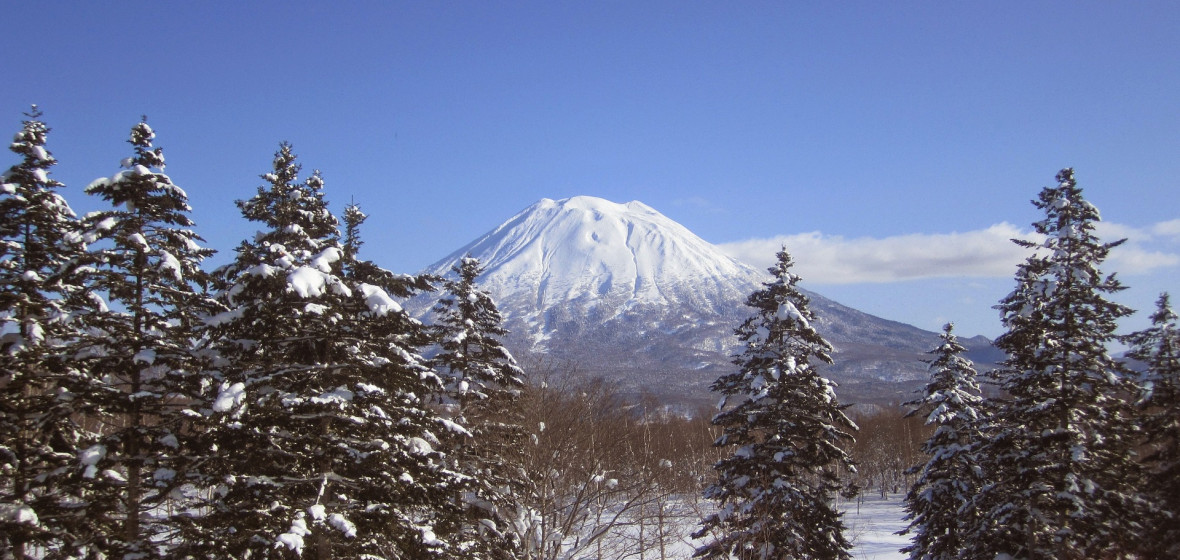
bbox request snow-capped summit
[424,195,763,311]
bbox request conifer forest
[2,108,1178,559]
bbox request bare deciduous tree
[510,360,721,560]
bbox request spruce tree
[899,323,984,560]
[179,144,465,559]
[68,119,218,558]
[431,256,524,409]
[430,256,528,559]
[341,202,365,273]
[0,107,93,559]
[968,168,1147,559]
[1126,293,1180,557]
[692,248,856,560]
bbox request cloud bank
[718,220,1180,285]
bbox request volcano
[414,196,1001,407]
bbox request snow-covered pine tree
[899,323,984,560]
[179,144,466,560]
[430,256,528,559]
[431,256,525,410]
[968,168,1147,559]
[67,119,219,558]
[692,248,856,560]
[0,107,94,559]
[1126,292,1180,557]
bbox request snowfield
[843,495,908,560]
[555,493,908,559]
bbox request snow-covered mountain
[423,196,761,338]
[414,196,1001,407]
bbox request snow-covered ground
[597,493,909,559]
[844,494,908,560]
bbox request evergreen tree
[1125,292,1180,557]
[968,168,1147,559]
[430,256,528,559]
[899,323,984,560]
[341,201,365,273]
[179,144,465,559]
[68,119,218,558]
[0,107,93,559]
[692,248,856,560]
[431,256,524,409]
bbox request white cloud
[1094,220,1180,274]
[718,219,1179,284]
[1151,219,1180,238]
[1110,249,1180,274]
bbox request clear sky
[4,1,1177,338]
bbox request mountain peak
[544,195,657,215]
[426,196,763,312]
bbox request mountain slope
[415,196,999,406]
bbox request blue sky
[3,1,1177,338]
